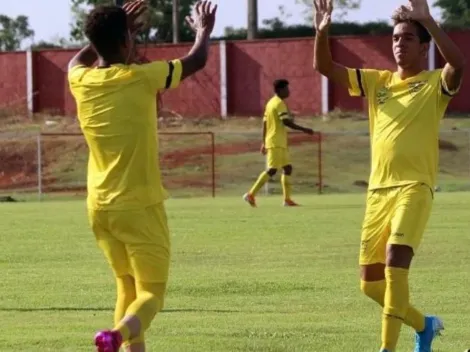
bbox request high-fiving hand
[185,1,217,35]
[395,0,432,22]
[314,0,333,33]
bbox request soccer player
[313,0,465,351]
[243,79,314,207]
[67,1,217,351]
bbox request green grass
[1,193,470,351]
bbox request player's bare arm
[260,121,267,155]
[68,0,146,71]
[283,118,314,135]
[179,1,217,81]
[68,45,98,71]
[313,0,351,90]
[398,0,466,93]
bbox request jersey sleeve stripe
[165,61,175,89]
[355,69,365,97]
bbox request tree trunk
[173,0,180,43]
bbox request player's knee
[360,263,385,281]
[266,168,277,177]
[283,164,293,175]
[386,244,414,269]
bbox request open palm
[314,0,333,32]
[185,1,217,35]
[403,0,431,21]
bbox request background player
[244,79,314,207]
[67,1,217,351]
[313,0,465,351]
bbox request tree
[296,0,361,21]
[70,0,197,43]
[32,36,79,50]
[434,0,470,27]
[0,15,34,51]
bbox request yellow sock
[114,276,137,342]
[281,174,292,200]
[361,280,425,332]
[249,171,270,196]
[114,282,166,342]
[381,267,410,351]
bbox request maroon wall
[1,31,469,118]
[0,52,27,114]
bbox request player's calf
[244,168,277,207]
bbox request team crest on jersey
[376,87,391,105]
[408,81,426,96]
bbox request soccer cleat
[94,330,122,352]
[243,193,257,207]
[283,199,299,207]
[414,315,444,352]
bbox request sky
[2,0,443,45]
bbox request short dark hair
[85,5,128,58]
[274,79,289,95]
[392,12,431,43]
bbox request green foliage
[220,21,392,41]
[0,14,34,51]
[434,0,470,27]
[70,0,197,43]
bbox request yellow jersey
[68,60,182,210]
[264,95,291,149]
[347,68,458,190]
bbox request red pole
[317,132,323,194]
[211,132,216,198]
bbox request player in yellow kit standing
[67,1,217,351]
[244,79,314,207]
[313,0,465,351]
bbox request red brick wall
[1,31,469,118]
[227,38,322,116]
[0,52,27,113]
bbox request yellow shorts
[267,148,290,169]
[359,183,433,265]
[88,203,170,283]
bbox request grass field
[2,193,470,352]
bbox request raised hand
[185,1,217,35]
[396,0,432,22]
[122,0,148,33]
[314,0,333,32]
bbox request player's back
[68,62,180,210]
[264,95,288,149]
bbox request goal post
[37,132,217,200]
